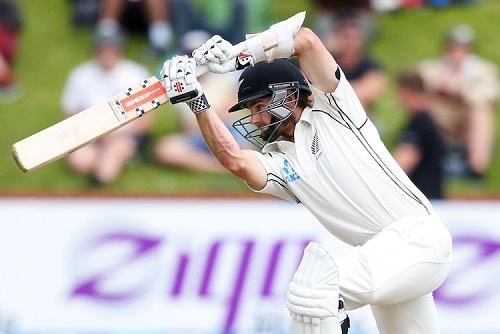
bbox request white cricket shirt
[252,68,433,246]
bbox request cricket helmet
[229,59,312,148]
[229,59,311,113]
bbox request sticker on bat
[118,81,166,113]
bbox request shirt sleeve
[248,150,300,203]
[309,66,369,128]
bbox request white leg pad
[287,242,343,334]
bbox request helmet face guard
[232,81,300,149]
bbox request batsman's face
[247,96,274,128]
[246,92,298,142]
[246,96,277,142]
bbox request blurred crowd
[3,0,498,198]
[0,0,22,103]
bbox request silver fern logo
[311,131,322,159]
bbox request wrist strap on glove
[187,93,211,113]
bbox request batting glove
[161,55,210,113]
[192,35,253,74]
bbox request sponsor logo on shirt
[282,159,300,183]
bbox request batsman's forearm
[195,109,245,172]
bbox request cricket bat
[12,11,306,172]
[12,76,170,172]
[11,61,241,173]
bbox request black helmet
[228,58,311,113]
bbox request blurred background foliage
[1,0,499,197]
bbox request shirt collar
[261,106,313,154]
[299,106,313,125]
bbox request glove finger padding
[163,55,209,111]
[184,58,198,86]
[160,59,172,92]
[192,35,238,74]
[162,56,190,95]
[169,55,188,81]
[206,36,232,63]
[192,35,232,64]
[192,44,209,64]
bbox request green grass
[1,0,500,197]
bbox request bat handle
[195,41,249,75]
[168,42,248,104]
[225,41,248,60]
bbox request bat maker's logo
[174,81,184,93]
[119,81,166,112]
[124,88,162,108]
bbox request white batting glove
[192,35,253,74]
[161,55,210,113]
[244,11,305,63]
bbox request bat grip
[225,41,248,60]
[169,42,247,103]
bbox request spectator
[60,29,153,185]
[321,10,386,125]
[168,0,246,47]
[0,0,22,103]
[154,30,249,173]
[96,0,173,55]
[419,24,499,180]
[153,1,250,173]
[95,0,247,58]
[312,0,374,41]
[392,69,446,200]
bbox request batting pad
[287,242,343,334]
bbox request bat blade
[12,76,168,172]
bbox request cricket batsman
[160,12,452,334]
